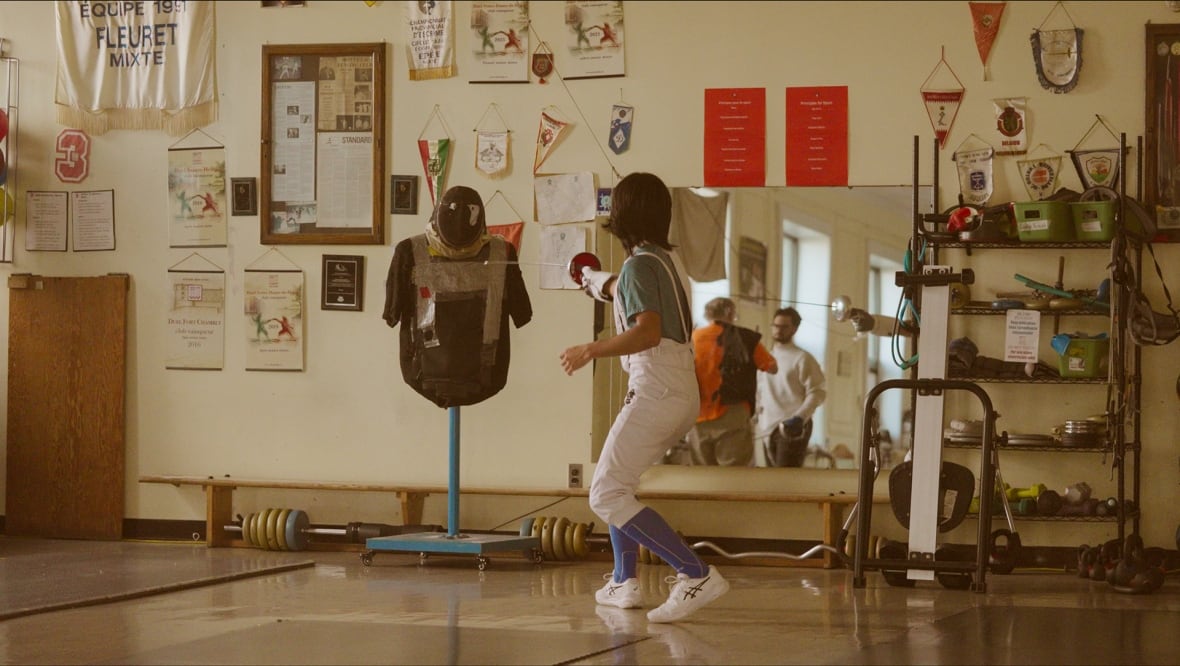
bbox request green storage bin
[1013,200,1073,242]
[1070,201,1116,241]
[1052,333,1109,378]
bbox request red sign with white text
[786,86,848,186]
[704,88,766,187]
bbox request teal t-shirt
[614,245,690,343]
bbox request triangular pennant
[969,2,1006,80]
[1069,116,1121,189]
[533,111,570,173]
[922,90,964,149]
[920,51,966,149]
[418,138,452,205]
[1017,145,1063,200]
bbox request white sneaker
[595,573,643,609]
[646,566,729,623]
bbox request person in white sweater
[755,307,827,467]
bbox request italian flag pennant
[418,138,452,205]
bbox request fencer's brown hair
[603,172,673,252]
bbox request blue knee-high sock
[618,507,708,578]
[609,525,638,582]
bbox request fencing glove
[580,266,615,302]
[848,308,876,333]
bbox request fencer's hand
[848,308,876,334]
[783,417,804,436]
[560,343,593,375]
[580,267,615,302]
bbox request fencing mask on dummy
[429,186,487,254]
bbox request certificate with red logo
[704,88,766,187]
[786,86,848,186]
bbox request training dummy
[383,186,532,407]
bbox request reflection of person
[685,297,778,467]
[755,307,827,467]
[560,172,730,624]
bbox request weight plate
[265,508,281,550]
[563,521,576,559]
[251,511,264,549]
[285,509,305,551]
[531,516,546,541]
[292,509,311,551]
[540,516,555,560]
[572,522,589,557]
[552,517,570,560]
[275,509,291,551]
[240,513,254,547]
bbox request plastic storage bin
[1051,333,1109,378]
[1070,201,1116,241]
[1013,200,1073,242]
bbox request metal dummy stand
[851,265,1000,592]
[362,406,542,570]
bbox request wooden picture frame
[231,177,257,216]
[1145,24,1180,238]
[321,254,365,311]
[261,42,386,245]
[391,174,419,215]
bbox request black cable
[487,496,571,532]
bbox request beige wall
[0,1,1177,549]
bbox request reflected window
[868,254,911,467]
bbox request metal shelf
[947,374,1109,385]
[951,307,1108,317]
[945,440,1108,453]
[933,240,1112,250]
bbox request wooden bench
[139,474,883,568]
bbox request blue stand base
[364,533,542,570]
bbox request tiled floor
[0,538,1177,665]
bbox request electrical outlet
[568,463,583,489]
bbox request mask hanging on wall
[1031,2,1083,94]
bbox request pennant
[609,104,634,154]
[487,222,523,253]
[533,111,569,173]
[922,90,964,149]
[405,0,456,81]
[1070,149,1120,189]
[953,138,996,207]
[920,51,966,149]
[532,42,555,83]
[1031,28,1082,94]
[969,2,1006,80]
[993,97,1027,155]
[418,138,452,205]
[1017,151,1062,201]
[476,130,509,176]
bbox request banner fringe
[55,102,218,137]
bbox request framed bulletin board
[261,42,386,245]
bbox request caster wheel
[477,556,489,571]
[360,551,374,567]
[532,548,544,565]
[419,552,429,565]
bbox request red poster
[704,88,766,187]
[786,86,848,186]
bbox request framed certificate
[321,254,364,311]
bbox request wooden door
[6,274,128,539]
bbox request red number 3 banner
[55,129,91,183]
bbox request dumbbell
[1058,498,1100,517]
[1005,483,1047,501]
[1036,489,1063,516]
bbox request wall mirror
[591,185,930,472]
[260,42,386,245]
